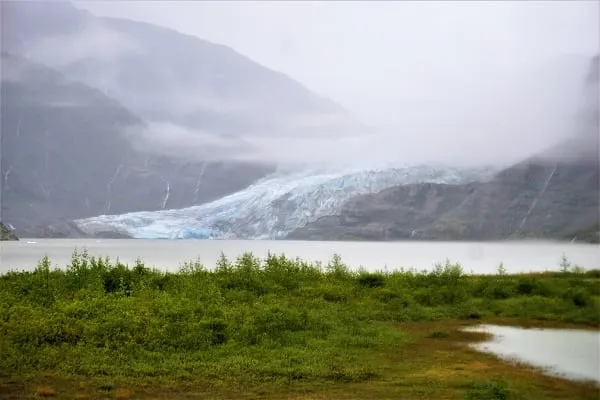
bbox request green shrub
[585,269,600,278]
[374,288,399,302]
[326,254,351,280]
[484,284,513,300]
[356,272,386,288]
[200,318,228,346]
[322,290,347,303]
[562,287,592,307]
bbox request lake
[464,325,600,384]
[1,238,599,274]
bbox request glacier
[75,165,497,239]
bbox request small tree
[560,254,572,274]
[497,262,507,276]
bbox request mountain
[1,1,364,138]
[2,1,594,241]
[288,153,597,241]
[287,182,482,241]
[564,223,600,244]
[0,1,367,236]
[288,56,600,242]
[0,53,270,236]
[0,222,18,241]
[73,166,497,239]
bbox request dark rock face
[422,159,598,241]
[0,222,19,241]
[288,154,598,242]
[288,183,481,240]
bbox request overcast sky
[72,1,599,167]
[79,1,598,122]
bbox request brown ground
[1,319,598,400]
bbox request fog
[24,21,143,68]
[14,1,600,169]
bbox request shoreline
[2,239,599,275]
[463,323,600,385]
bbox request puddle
[464,324,600,383]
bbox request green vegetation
[0,222,18,241]
[1,251,599,399]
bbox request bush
[515,277,535,295]
[562,288,592,307]
[484,284,513,300]
[374,288,399,302]
[585,269,600,278]
[200,318,228,346]
[356,272,386,288]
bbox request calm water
[0,238,599,273]
[464,325,600,383]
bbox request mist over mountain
[0,1,365,235]
[0,53,272,235]
[3,1,591,169]
[2,1,366,145]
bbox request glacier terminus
[74,166,497,239]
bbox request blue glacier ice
[75,165,496,239]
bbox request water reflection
[464,324,600,383]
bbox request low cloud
[124,122,258,162]
[8,2,596,171]
[24,21,143,68]
[123,55,596,171]
[0,54,27,83]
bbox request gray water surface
[1,239,598,274]
[464,325,600,383]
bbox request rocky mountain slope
[288,56,599,242]
[0,53,270,236]
[289,143,598,242]
[0,1,366,236]
[287,182,481,241]
[0,222,18,241]
[564,223,600,244]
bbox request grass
[0,250,599,399]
